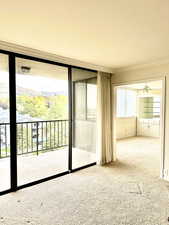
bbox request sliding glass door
[15,58,69,185]
[72,68,97,169]
[0,54,11,192]
[0,51,97,195]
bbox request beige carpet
[0,137,169,225]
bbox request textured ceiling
[0,0,169,69]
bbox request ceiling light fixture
[21,66,31,74]
[142,84,151,93]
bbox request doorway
[113,79,165,178]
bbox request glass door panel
[72,68,97,169]
[16,58,69,185]
[0,54,10,192]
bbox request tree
[17,95,68,120]
[47,95,68,120]
[17,96,48,118]
[0,97,9,109]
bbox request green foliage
[46,96,68,120]
[0,97,9,109]
[17,96,48,118]
[16,95,68,120]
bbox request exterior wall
[74,120,96,153]
[116,117,136,139]
[112,63,169,179]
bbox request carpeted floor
[0,137,169,225]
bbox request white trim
[163,175,169,181]
[161,77,166,179]
[0,40,114,73]
[114,57,169,73]
[111,75,165,86]
[112,76,166,180]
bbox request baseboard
[160,169,164,179]
[163,175,169,181]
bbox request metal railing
[0,120,68,158]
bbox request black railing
[0,120,68,158]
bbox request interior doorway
[113,79,165,178]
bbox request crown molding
[114,57,169,73]
[0,40,114,73]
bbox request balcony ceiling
[0,0,169,69]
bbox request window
[74,81,86,120]
[0,50,97,196]
[87,78,97,120]
[153,97,160,117]
[116,88,136,117]
[74,78,97,121]
[139,96,160,118]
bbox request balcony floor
[0,148,96,191]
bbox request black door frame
[0,49,96,196]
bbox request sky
[0,71,97,109]
[0,71,68,93]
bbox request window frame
[0,49,97,196]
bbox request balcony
[0,120,96,190]
[0,120,69,158]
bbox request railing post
[0,120,69,159]
[36,122,39,156]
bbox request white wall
[115,117,160,139]
[116,117,136,139]
[112,63,168,179]
[137,118,160,137]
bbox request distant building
[0,107,42,149]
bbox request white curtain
[96,72,113,165]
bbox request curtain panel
[96,72,113,165]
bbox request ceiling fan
[141,84,151,93]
